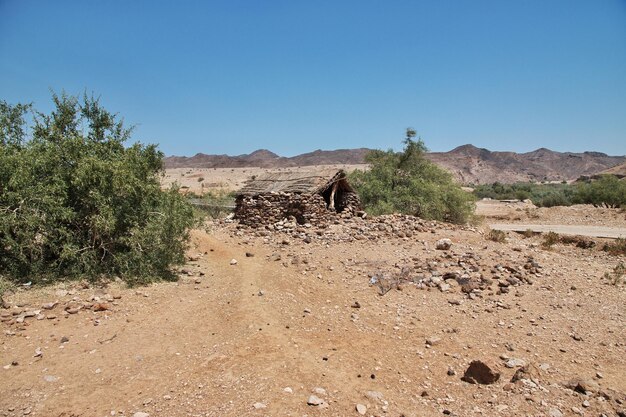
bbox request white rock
[435,238,452,250]
[307,395,324,406]
[252,402,266,409]
[356,403,367,415]
[230,259,238,265]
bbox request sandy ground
[1,207,625,417]
[162,165,368,195]
[476,200,626,229]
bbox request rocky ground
[1,207,625,417]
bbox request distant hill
[426,145,626,184]
[165,145,626,184]
[165,148,371,169]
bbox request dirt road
[489,223,626,239]
[1,224,625,417]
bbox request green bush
[349,129,475,224]
[474,178,626,208]
[575,175,626,208]
[0,93,195,285]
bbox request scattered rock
[436,238,452,250]
[511,364,541,383]
[505,358,526,368]
[230,259,238,265]
[356,403,367,415]
[93,303,109,312]
[565,377,600,394]
[252,402,266,409]
[461,360,500,385]
[426,336,441,346]
[132,413,150,417]
[307,395,324,406]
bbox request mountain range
[165,145,625,184]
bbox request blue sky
[1,1,625,156]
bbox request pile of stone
[229,212,443,244]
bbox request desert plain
[1,167,625,417]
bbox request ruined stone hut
[235,169,362,226]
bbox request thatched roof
[238,169,353,196]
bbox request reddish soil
[1,210,625,417]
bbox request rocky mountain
[165,145,625,184]
[165,148,371,169]
[427,145,625,184]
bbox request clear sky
[1,1,625,156]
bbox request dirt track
[2,219,625,417]
[489,224,626,239]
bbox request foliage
[350,129,475,224]
[473,177,626,208]
[0,93,195,285]
[575,175,626,208]
[603,262,625,286]
[487,229,507,243]
[473,182,576,207]
[541,231,560,249]
[602,238,626,257]
[188,190,235,220]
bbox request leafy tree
[350,129,475,223]
[0,92,194,285]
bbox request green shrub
[541,231,560,249]
[350,129,475,224]
[487,229,507,243]
[474,177,626,208]
[575,176,626,208]
[603,262,625,285]
[602,238,626,256]
[0,93,195,285]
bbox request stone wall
[235,192,361,227]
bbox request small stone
[436,238,452,250]
[60,336,69,343]
[34,348,43,358]
[132,413,150,417]
[565,377,600,394]
[461,360,500,385]
[252,402,266,409]
[356,403,367,415]
[283,387,293,394]
[43,375,58,382]
[230,259,238,265]
[313,387,326,395]
[505,358,526,368]
[582,400,590,408]
[447,367,456,376]
[307,395,324,406]
[42,302,57,310]
[245,252,254,257]
[426,337,441,346]
[351,301,361,309]
[511,364,541,383]
[163,395,172,400]
[549,408,563,417]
